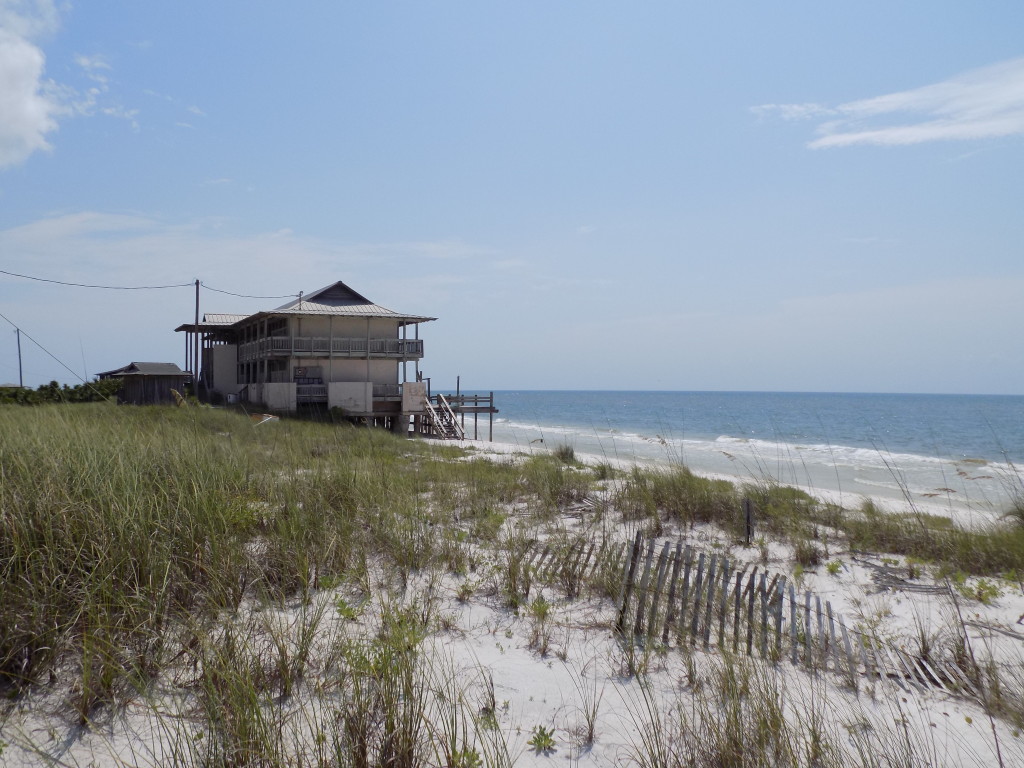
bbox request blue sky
[1,1,1022,393]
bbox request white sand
[3,438,1023,767]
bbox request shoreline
[443,435,1011,527]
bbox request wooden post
[774,577,785,656]
[839,616,858,690]
[827,602,840,671]
[759,572,768,657]
[717,558,730,648]
[745,570,756,655]
[744,497,754,546]
[733,573,741,651]
[193,279,200,392]
[702,555,718,649]
[688,553,707,643]
[789,584,798,665]
[815,596,825,668]
[662,541,684,644]
[677,547,694,642]
[615,532,643,634]
[647,542,671,639]
[633,539,657,636]
[804,591,813,667]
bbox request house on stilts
[175,280,494,438]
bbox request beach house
[175,281,442,431]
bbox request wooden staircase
[423,393,465,439]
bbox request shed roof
[97,362,188,378]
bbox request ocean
[465,391,1024,516]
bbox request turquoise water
[458,391,1024,515]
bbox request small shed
[96,362,190,405]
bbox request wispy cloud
[74,53,111,82]
[0,1,62,168]
[0,3,145,169]
[753,57,1024,148]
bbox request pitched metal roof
[176,280,435,333]
[174,313,251,333]
[268,281,436,323]
[204,313,250,325]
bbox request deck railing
[238,337,423,362]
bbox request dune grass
[1,403,1022,766]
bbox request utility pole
[194,279,200,394]
[16,328,23,388]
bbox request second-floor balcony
[238,336,423,363]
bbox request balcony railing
[238,337,423,363]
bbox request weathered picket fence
[608,533,983,698]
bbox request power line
[0,311,112,399]
[201,283,299,300]
[0,268,192,290]
[0,269,298,299]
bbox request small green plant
[826,560,842,577]
[334,597,361,621]
[528,595,553,655]
[948,571,1003,604]
[451,747,483,768]
[528,724,557,753]
[971,578,1003,605]
[456,580,476,603]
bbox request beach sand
[3,437,1023,767]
